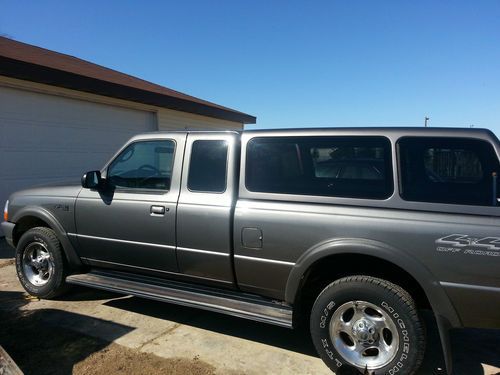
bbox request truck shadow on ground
[105,295,500,375]
[0,290,134,375]
[105,295,319,356]
[56,285,121,301]
[0,241,14,260]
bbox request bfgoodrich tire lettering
[15,227,69,299]
[310,276,425,375]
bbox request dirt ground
[0,298,216,375]
[74,348,217,375]
[0,268,216,375]
[1,239,500,375]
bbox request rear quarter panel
[234,200,500,328]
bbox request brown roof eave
[0,56,256,124]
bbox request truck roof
[131,127,496,141]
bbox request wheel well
[12,216,51,246]
[293,253,431,328]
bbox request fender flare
[11,206,82,268]
[285,238,460,325]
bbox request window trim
[186,139,229,194]
[106,139,177,193]
[244,135,394,200]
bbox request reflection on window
[188,140,228,193]
[107,140,175,190]
[246,136,393,199]
[423,148,483,183]
[399,137,499,206]
[311,146,385,180]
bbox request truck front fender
[11,206,82,268]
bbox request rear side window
[398,137,500,206]
[188,140,228,193]
[246,136,393,199]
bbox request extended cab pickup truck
[3,128,500,374]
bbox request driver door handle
[150,205,167,216]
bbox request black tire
[310,275,425,375]
[15,227,69,299]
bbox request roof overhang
[0,56,256,124]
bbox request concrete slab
[0,345,23,375]
[140,322,329,375]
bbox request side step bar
[66,270,293,328]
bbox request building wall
[0,76,244,132]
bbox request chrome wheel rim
[22,242,54,286]
[329,300,399,370]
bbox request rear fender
[285,238,458,374]
[286,238,459,325]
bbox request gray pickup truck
[2,127,500,374]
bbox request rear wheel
[15,227,69,299]
[310,275,425,375]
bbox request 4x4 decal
[436,234,500,257]
[437,234,500,250]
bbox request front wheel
[15,227,69,299]
[310,276,425,375]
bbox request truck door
[176,132,239,286]
[74,134,186,273]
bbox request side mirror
[81,171,102,189]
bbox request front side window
[398,137,500,205]
[246,136,393,199]
[107,140,175,190]
[188,140,228,193]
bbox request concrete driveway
[1,239,499,375]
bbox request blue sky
[1,1,499,132]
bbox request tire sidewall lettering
[317,299,344,368]
[381,300,412,373]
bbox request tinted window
[398,137,500,205]
[107,140,175,190]
[246,136,393,199]
[188,140,228,193]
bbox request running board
[66,270,293,328]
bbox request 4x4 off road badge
[436,234,500,257]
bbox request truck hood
[9,181,83,200]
